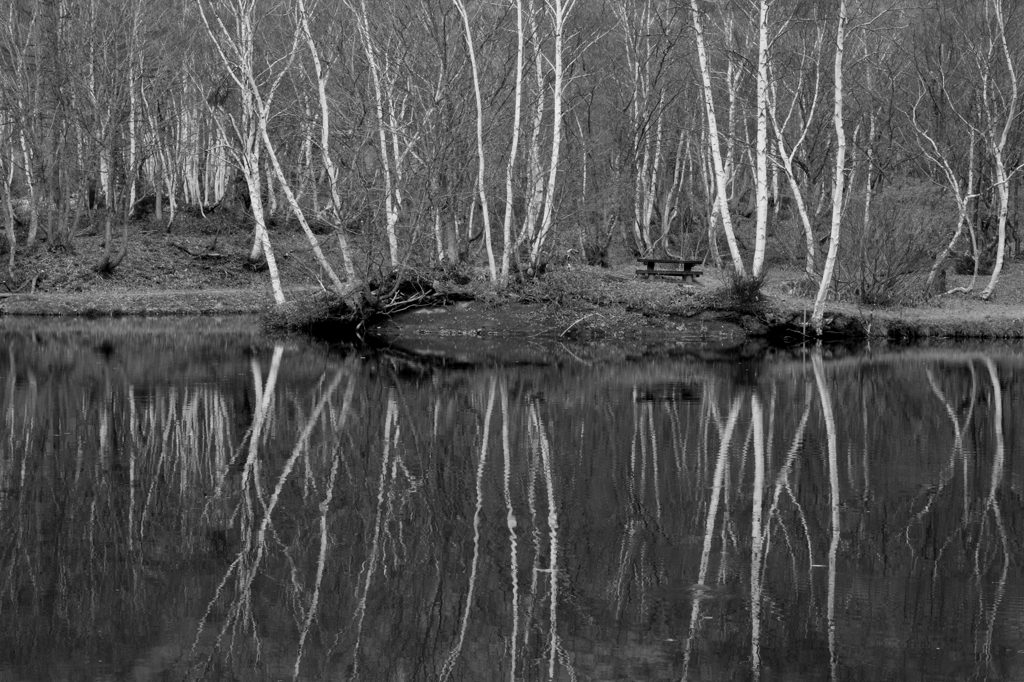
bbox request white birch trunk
[688,0,746,276]
[454,0,497,281]
[19,131,38,245]
[861,110,876,271]
[501,0,525,283]
[519,0,546,251]
[242,162,285,304]
[752,0,770,277]
[528,0,575,268]
[128,64,138,217]
[297,0,357,281]
[265,156,277,216]
[926,129,977,295]
[259,120,346,294]
[2,147,14,272]
[660,130,689,250]
[981,0,1018,300]
[350,0,400,267]
[811,0,847,333]
[196,0,286,304]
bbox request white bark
[911,90,978,295]
[981,0,1017,300]
[349,0,400,267]
[2,145,15,272]
[812,0,848,333]
[19,131,37,245]
[196,0,286,304]
[453,0,497,281]
[243,163,285,304]
[501,0,525,283]
[752,0,770,277]
[297,0,357,281]
[688,0,746,276]
[529,0,577,268]
[519,0,545,250]
[259,120,347,295]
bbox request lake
[1,319,1022,681]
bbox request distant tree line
[0,0,1021,326]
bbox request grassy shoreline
[3,215,1022,342]
[3,262,1024,343]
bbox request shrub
[839,181,951,306]
[723,267,768,309]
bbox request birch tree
[195,0,286,304]
[911,88,979,295]
[452,0,497,281]
[0,143,14,273]
[527,0,580,270]
[518,0,546,252]
[811,0,848,333]
[500,0,526,283]
[296,0,357,281]
[615,0,674,256]
[688,0,746,276]
[199,0,352,297]
[768,23,824,279]
[751,0,770,277]
[345,0,405,269]
[979,0,1018,301]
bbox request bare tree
[688,0,746,276]
[979,0,1018,300]
[812,0,848,333]
[196,0,291,303]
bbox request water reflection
[1,328,1024,680]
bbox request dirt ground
[0,214,338,314]
[1,214,1023,341]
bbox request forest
[0,0,1022,328]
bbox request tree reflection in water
[1,328,1024,680]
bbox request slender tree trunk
[243,160,286,304]
[196,0,286,303]
[454,0,497,281]
[19,131,38,245]
[752,0,770,277]
[1,156,15,273]
[501,0,525,283]
[982,0,1018,300]
[297,0,357,282]
[924,129,976,294]
[812,0,847,333]
[861,109,876,281]
[688,0,745,275]
[350,0,400,267]
[519,0,545,250]
[258,118,346,294]
[529,0,576,268]
[155,156,163,222]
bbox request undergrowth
[715,269,769,311]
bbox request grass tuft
[723,268,769,309]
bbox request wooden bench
[635,258,703,283]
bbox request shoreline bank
[2,272,1023,345]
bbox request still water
[1,319,1023,681]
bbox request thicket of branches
[1,0,1022,318]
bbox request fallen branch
[172,241,228,260]
[560,312,598,337]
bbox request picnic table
[635,258,703,283]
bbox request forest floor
[1,215,1023,347]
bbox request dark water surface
[2,320,1023,681]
